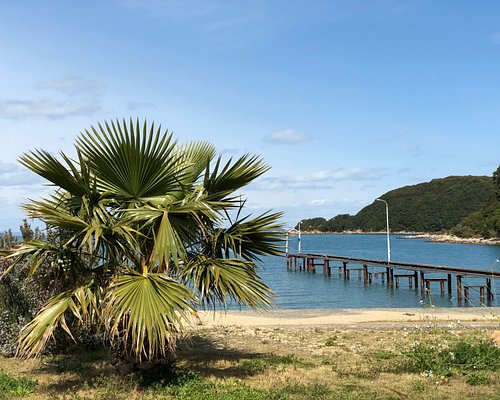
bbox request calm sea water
[251,234,500,309]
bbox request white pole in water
[298,222,301,254]
[376,198,391,262]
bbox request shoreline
[290,231,500,246]
[196,307,500,329]
[399,233,500,246]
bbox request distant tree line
[0,220,49,356]
[451,165,500,238]
[296,169,500,238]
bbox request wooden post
[480,287,485,303]
[420,272,425,294]
[447,274,452,295]
[456,275,462,303]
[343,262,348,280]
[414,271,419,289]
[363,264,368,283]
[325,260,331,276]
[486,279,493,301]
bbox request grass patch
[1,325,499,399]
[324,336,337,347]
[466,372,490,386]
[403,339,500,377]
[240,354,315,374]
[0,370,37,397]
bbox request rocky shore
[292,231,500,245]
[399,233,500,246]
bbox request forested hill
[297,175,496,234]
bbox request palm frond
[123,195,221,271]
[19,150,86,197]
[229,211,285,261]
[76,119,187,199]
[104,270,195,361]
[202,211,285,261]
[17,282,101,358]
[180,256,274,309]
[173,141,216,189]
[203,154,270,202]
[3,240,62,277]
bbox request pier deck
[286,253,499,303]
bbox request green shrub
[403,339,500,377]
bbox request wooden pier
[286,253,499,304]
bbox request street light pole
[298,222,301,254]
[376,198,391,262]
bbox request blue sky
[0,0,499,230]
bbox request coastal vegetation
[0,324,498,399]
[451,165,500,239]
[0,119,283,363]
[297,169,500,239]
[0,124,497,399]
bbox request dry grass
[0,324,499,399]
[179,325,499,399]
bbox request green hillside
[297,175,498,236]
[451,165,500,238]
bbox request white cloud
[294,168,381,182]
[0,161,42,186]
[308,199,329,206]
[37,77,106,97]
[0,183,50,230]
[250,168,381,191]
[0,77,104,120]
[250,177,286,191]
[263,129,312,144]
[0,99,100,119]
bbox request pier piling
[285,253,498,305]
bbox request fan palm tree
[4,120,284,361]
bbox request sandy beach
[197,307,500,329]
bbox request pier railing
[285,252,499,303]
